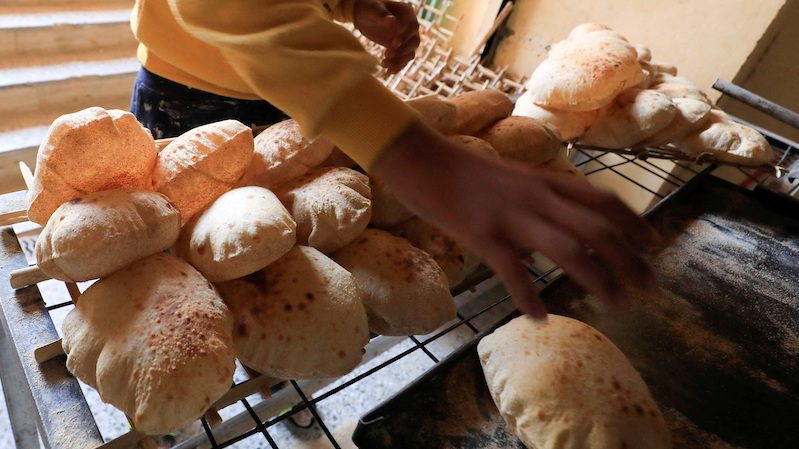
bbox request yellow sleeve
[331,0,358,22]
[167,0,418,170]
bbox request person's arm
[166,0,416,170]
[373,122,659,318]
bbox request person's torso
[131,0,347,100]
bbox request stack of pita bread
[33,93,532,434]
[514,23,774,167]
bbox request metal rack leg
[0,326,40,449]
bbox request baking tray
[352,172,799,449]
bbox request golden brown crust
[478,116,562,165]
[154,120,254,225]
[238,119,334,188]
[36,189,180,282]
[478,315,672,449]
[450,89,514,135]
[215,246,369,379]
[62,253,235,435]
[332,229,455,335]
[406,95,458,134]
[27,107,157,225]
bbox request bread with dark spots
[154,119,254,225]
[27,107,157,225]
[332,229,455,336]
[61,253,235,435]
[215,246,369,379]
[36,189,180,282]
[477,315,672,449]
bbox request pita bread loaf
[567,23,628,42]
[450,89,514,135]
[513,91,600,141]
[407,95,458,134]
[391,218,480,287]
[62,253,235,435]
[449,135,500,158]
[652,82,712,105]
[478,116,562,165]
[154,120,254,225]
[277,167,371,253]
[178,187,296,282]
[27,107,157,225]
[333,229,456,336]
[581,89,678,149]
[526,32,644,112]
[642,98,712,146]
[216,246,369,379]
[369,175,414,228]
[238,119,334,188]
[36,189,179,282]
[478,315,672,449]
[680,110,774,166]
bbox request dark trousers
[129,67,287,138]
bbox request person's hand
[373,121,660,319]
[353,0,420,73]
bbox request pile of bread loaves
[514,23,774,167]
[26,87,578,435]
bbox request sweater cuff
[333,0,358,22]
[319,75,418,171]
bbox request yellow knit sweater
[131,0,417,169]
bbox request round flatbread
[581,89,678,149]
[478,315,672,449]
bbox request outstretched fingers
[481,240,548,320]
[503,209,629,308]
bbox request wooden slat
[33,338,64,364]
[18,161,33,190]
[10,265,49,289]
[0,209,27,227]
[66,282,80,303]
[0,191,27,222]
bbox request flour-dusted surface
[354,174,799,449]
